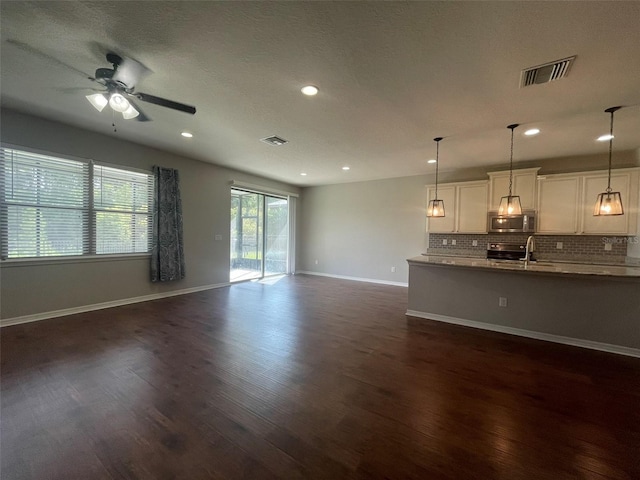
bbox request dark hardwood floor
[2,274,639,480]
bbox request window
[94,165,154,254]
[1,146,154,259]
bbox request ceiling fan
[86,52,197,121]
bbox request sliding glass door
[230,189,289,282]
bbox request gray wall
[0,109,299,319]
[298,176,429,284]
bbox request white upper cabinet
[537,175,581,234]
[488,168,540,211]
[457,182,490,233]
[426,181,488,233]
[535,168,639,235]
[426,185,456,233]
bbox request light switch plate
[442,239,447,245]
[556,242,563,250]
[214,234,222,241]
[451,239,457,246]
[604,243,612,251]
[472,240,478,247]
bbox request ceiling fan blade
[133,92,196,115]
[111,55,151,89]
[55,86,103,94]
[5,39,93,80]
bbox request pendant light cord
[507,124,518,197]
[603,106,622,193]
[434,139,440,198]
[433,137,443,199]
[606,109,614,192]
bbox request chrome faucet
[524,235,535,265]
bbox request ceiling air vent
[520,55,576,88]
[260,135,288,146]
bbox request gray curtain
[151,166,185,282]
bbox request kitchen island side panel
[407,263,640,350]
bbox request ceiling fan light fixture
[122,103,140,119]
[109,93,130,113]
[86,93,108,112]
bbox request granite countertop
[407,254,640,278]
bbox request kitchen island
[407,255,640,356]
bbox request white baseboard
[297,270,408,287]
[406,310,640,358]
[1,282,231,328]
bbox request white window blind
[1,148,89,258]
[1,146,155,259]
[93,164,154,254]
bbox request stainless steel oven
[487,243,528,261]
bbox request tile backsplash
[427,233,633,264]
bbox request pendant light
[594,106,624,216]
[427,137,445,217]
[498,124,523,215]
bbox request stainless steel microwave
[487,211,536,233]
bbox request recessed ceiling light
[524,128,540,136]
[181,132,193,138]
[597,134,614,142]
[301,85,319,96]
[342,166,350,171]
[427,159,437,164]
[300,172,307,176]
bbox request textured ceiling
[1,1,639,186]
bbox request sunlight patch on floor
[255,274,287,285]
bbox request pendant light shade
[427,137,445,217]
[498,195,522,216]
[427,199,445,217]
[498,124,522,216]
[593,191,624,215]
[594,106,624,216]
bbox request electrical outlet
[451,239,457,246]
[556,242,563,250]
[442,239,447,246]
[499,297,508,307]
[604,243,612,251]
[314,259,319,265]
[214,234,222,241]
[472,240,478,247]
[391,266,396,273]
